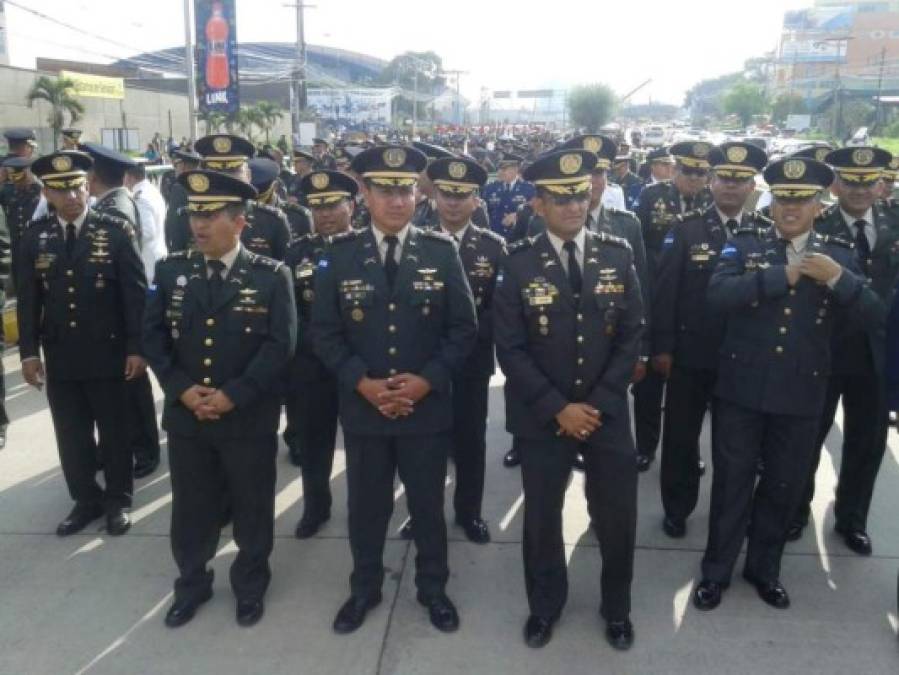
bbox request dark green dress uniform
[0,157,42,290]
[83,142,163,477]
[283,170,359,533]
[699,158,882,599]
[426,157,506,530]
[494,150,644,629]
[310,146,477,605]
[17,151,146,515]
[653,142,768,529]
[633,143,714,468]
[249,157,313,243]
[792,147,898,547]
[0,206,10,434]
[143,170,296,610]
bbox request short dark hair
[126,164,147,181]
[92,162,125,188]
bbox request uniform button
[206,318,215,326]
[789,289,796,296]
[388,347,397,355]
[813,370,819,376]
[775,346,784,354]
[818,309,827,317]
[779,327,787,335]
[816,318,823,325]
[69,321,77,328]
[66,270,73,277]
[203,358,212,366]
[205,338,213,346]
[388,303,396,311]
[202,377,212,385]
[388,325,397,333]
[245,327,251,333]
[575,379,583,386]
[577,336,584,343]
[609,301,615,307]
[577,313,583,322]
[750,301,759,308]
[68,287,75,294]
[389,368,397,376]
[577,357,584,365]
[731,353,736,359]
[784,308,792,316]
[69,303,76,309]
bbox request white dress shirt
[205,243,241,278]
[601,183,626,211]
[373,223,410,265]
[57,207,89,234]
[546,227,586,274]
[440,222,470,249]
[132,179,168,282]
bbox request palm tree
[235,105,264,142]
[254,101,284,143]
[25,76,85,149]
[198,110,228,134]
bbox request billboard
[306,88,395,124]
[60,70,125,99]
[780,37,847,63]
[783,6,855,33]
[195,0,239,115]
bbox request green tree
[198,110,227,134]
[771,93,807,124]
[380,51,445,121]
[235,105,265,142]
[721,82,768,127]
[567,84,617,133]
[254,101,284,143]
[25,76,85,149]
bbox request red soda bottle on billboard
[205,1,230,90]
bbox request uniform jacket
[167,200,291,260]
[708,225,880,417]
[95,186,142,244]
[635,181,713,273]
[285,233,330,383]
[494,230,644,442]
[614,171,643,211]
[144,247,296,438]
[483,179,535,239]
[885,278,899,410]
[17,210,146,381]
[653,207,764,370]
[310,226,478,436]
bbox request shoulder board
[420,229,454,244]
[283,202,310,214]
[248,253,284,271]
[330,229,360,245]
[93,211,128,229]
[157,249,199,266]
[507,237,533,254]
[749,211,774,227]
[29,214,56,229]
[473,227,506,246]
[675,208,703,223]
[598,231,630,249]
[251,201,283,217]
[819,233,854,249]
[606,206,637,219]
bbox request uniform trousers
[450,375,490,521]
[702,400,819,585]
[519,425,637,623]
[127,373,161,466]
[344,432,449,601]
[661,366,716,522]
[46,377,131,508]
[168,431,277,604]
[632,370,665,458]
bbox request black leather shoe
[743,574,790,609]
[636,454,653,472]
[503,447,520,468]
[333,594,381,634]
[693,580,726,610]
[56,503,104,536]
[164,588,213,628]
[572,454,585,471]
[662,516,686,538]
[236,599,264,627]
[417,592,459,633]
[456,517,490,544]
[836,527,873,556]
[605,618,634,651]
[399,520,413,540]
[785,521,805,542]
[133,457,160,479]
[106,508,131,536]
[697,459,706,476]
[294,512,330,539]
[524,615,554,648]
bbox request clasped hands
[180,385,235,421]
[555,403,602,440]
[786,252,842,287]
[357,373,431,419]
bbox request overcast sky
[6,0,812,106]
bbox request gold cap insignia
[783,159,806,180]
[212,136,232,154]
[559,153,583,175]
[694,143,710,158]
[310,172,330,190]
[448,161,467,179]
[583,137,601,153]
[815,148,829,162]
[852,148,874,166]
[383,148,407,168]
[726,146,748,163]
[188,173,210,192]
[52,155,73,172]
[891,158,899,170]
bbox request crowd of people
[0,122,897,650]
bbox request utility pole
[412,69,418,139]
[875,46,887,131]
[285,2,314,145]
[183,0,198,141]
[441,69,469,126]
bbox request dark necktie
[65,222,76,257]
[853,220,871,275]
[563,240,582,295]
[683,196,694,212]
[726,219,739,234]
[384,235,399,288]
[207,259,225,304]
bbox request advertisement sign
[307,88,396,124]
[60,70,125,99]
[780,37,846,63]
[195,0,239,115]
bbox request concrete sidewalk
[0,348,896,675]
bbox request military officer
[61,128,82,151]
[312,138,338,170]
[878,157,899,201]
[642,147,676,186]
[611,149,643,211]
[285,169,357,536]
[2,128,37,162]
[483,153,535,239]
[421,155,504,543]
[163,148,201,248]
[787,147,898,554]
[652,141,768,538]
[694,157,880,612]
[168,135,291,261]
[81,142,162,480]
[0,202,9,447]
[633,141,714,472]
[144,170,296,628]
[0,156,42,289]
[494,149,644,650]
[17,151,146,536]
[287,149,316,203]
[310,145,477,635]
[249,157,313,242]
